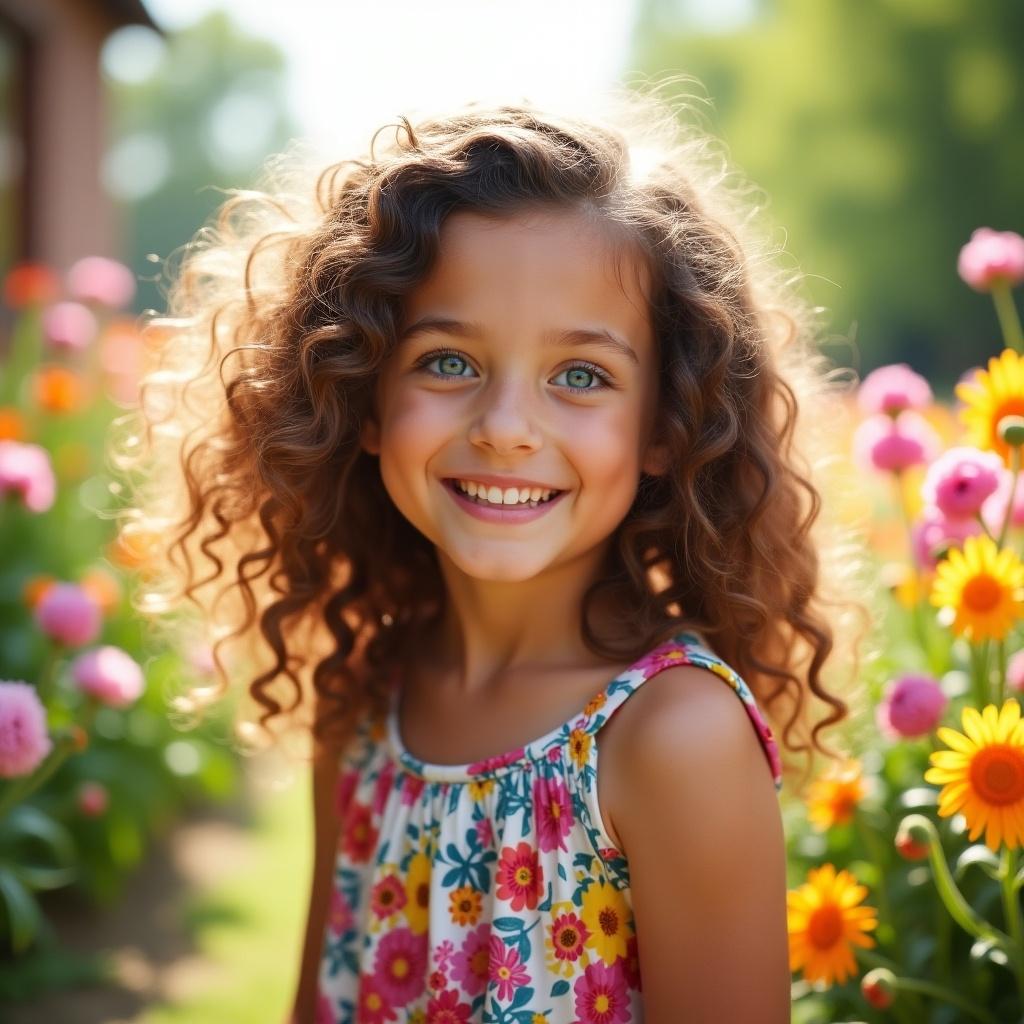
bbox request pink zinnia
[857,363,933,417]
[921,446,1006,520]
[35,582,102,647]
[451,923,490,997]
[533,774,574,852]
[958,228,1024,292]
[852,412,941,474]
[70,646,144,708]
[911,507,983,570]
[495,841,543,911]
[0,440,57,514]
[77,780,109,816]
[67,256,136,309]
[876,674,949,740]
[0,680,53,778]
[981,470,1024,534]
[372,926,427,1006]
[488,934,530,1002]
[1008,651,1024,694]
[573,958,632,1024]
[425,988,472,1022]
[42,301,98,353]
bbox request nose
[467,376,543,455]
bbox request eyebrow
[397,314,639,366]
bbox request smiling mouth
[442,479,565,508]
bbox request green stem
[997,444,1022,550]
[1001,845,1024,1010]
[892,469,932,661]
[856,947,999,1024]
[993,283,1024,354]
[855,813,899,958]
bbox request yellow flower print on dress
[404,851,431,934]
[580,877,634,966]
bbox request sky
[137,0,647,162]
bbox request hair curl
[111,80,880,798]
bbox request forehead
[402,207,654,349]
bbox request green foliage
[630,0,1024,394]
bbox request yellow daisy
[923,699,1024,853]
[787,863,878,987]
[929,533,1024,642]
[956,347,1024,467]
[403,851,432,934]
[806,757,867,831]
[580,878,633,966]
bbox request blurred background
[0,0,1020,1021]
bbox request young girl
[121,85,871,1023]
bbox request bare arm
[288,737,345,1024]
[612,666,791,1023]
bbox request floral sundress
[316,630,783,1023]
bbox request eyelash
[412,346,614,393]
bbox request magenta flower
[876,674,949,741]
[67,256,136,309]
[857,363,933,417]
[0,440,57,513]
[958,228,1024,292]
[35,582,102,647]
[533,773,574,852]
[372,926,427,1006]
[921,446,1006,520]
[573,958,632,1023]
[70,646,144,707]
[41,301,98,353]
[911,506,983,570]
[0,681,53,778]
[1008,650,1024,694]
[852,412,941,474]
[77,780,109,816]
[488,934,530,1002]
[451,923,490,997]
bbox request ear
[359,414,381,456]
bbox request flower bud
[861,967,896,1009]
[999,415,1024,448]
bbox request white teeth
[452,479,557,506]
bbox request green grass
[141,763,312,1024]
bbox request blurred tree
[630,0,1024,395]
[103,11,300,317]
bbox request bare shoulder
[600,665,791,1021]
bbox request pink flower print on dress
[314,990,334,1024]
[327,887,353,937]
[341,801,377,863]
[354,973,394,1024]
[451,923,490,997]
[433,938,455,971]
[623,933,642,991]
[574,958,632,1024]
[633,643,690,677]
[496,841,543,911]
[549,906,590,967]
[468,747,525,775]
[426,987,473,1021]
[474,816,494,849]
[488,934,531,1002]
[372,759,395,814]
[533,773,574,852]
[399,773,425,806]
[370,871,407,921]
[372,926,428,1007]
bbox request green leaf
[12,863,77,891]
[0,867,42,954]
[0,805,75,867]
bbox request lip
[442,478,569,523]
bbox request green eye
[413,347,613,393]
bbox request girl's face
[360,206,669,583]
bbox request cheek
[567,402,646,489]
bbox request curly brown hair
[110,82,879,798]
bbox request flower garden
[1,228,1024,1021]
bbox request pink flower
[852,412,941,474]
[41,301,98,353]
[1008,651,1024,694]
[488,934,530,1002]
[981,469,1024,534]
[958,228,1024,292]
[451,924,490,997]
[533,774,574,852]
[0,681,53,778]
[857,363,933,417]
[573,958,632,1023]
[70,646,144,707]
[77,780,109,816]
[372,926,427,1006]
[35,582,102,647]
[314,991,334,1024]
[67,256,136,309]
[0,440,57,513]
[921,446,1006,520]
[876,674,949,740]
[911,506,983,570]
